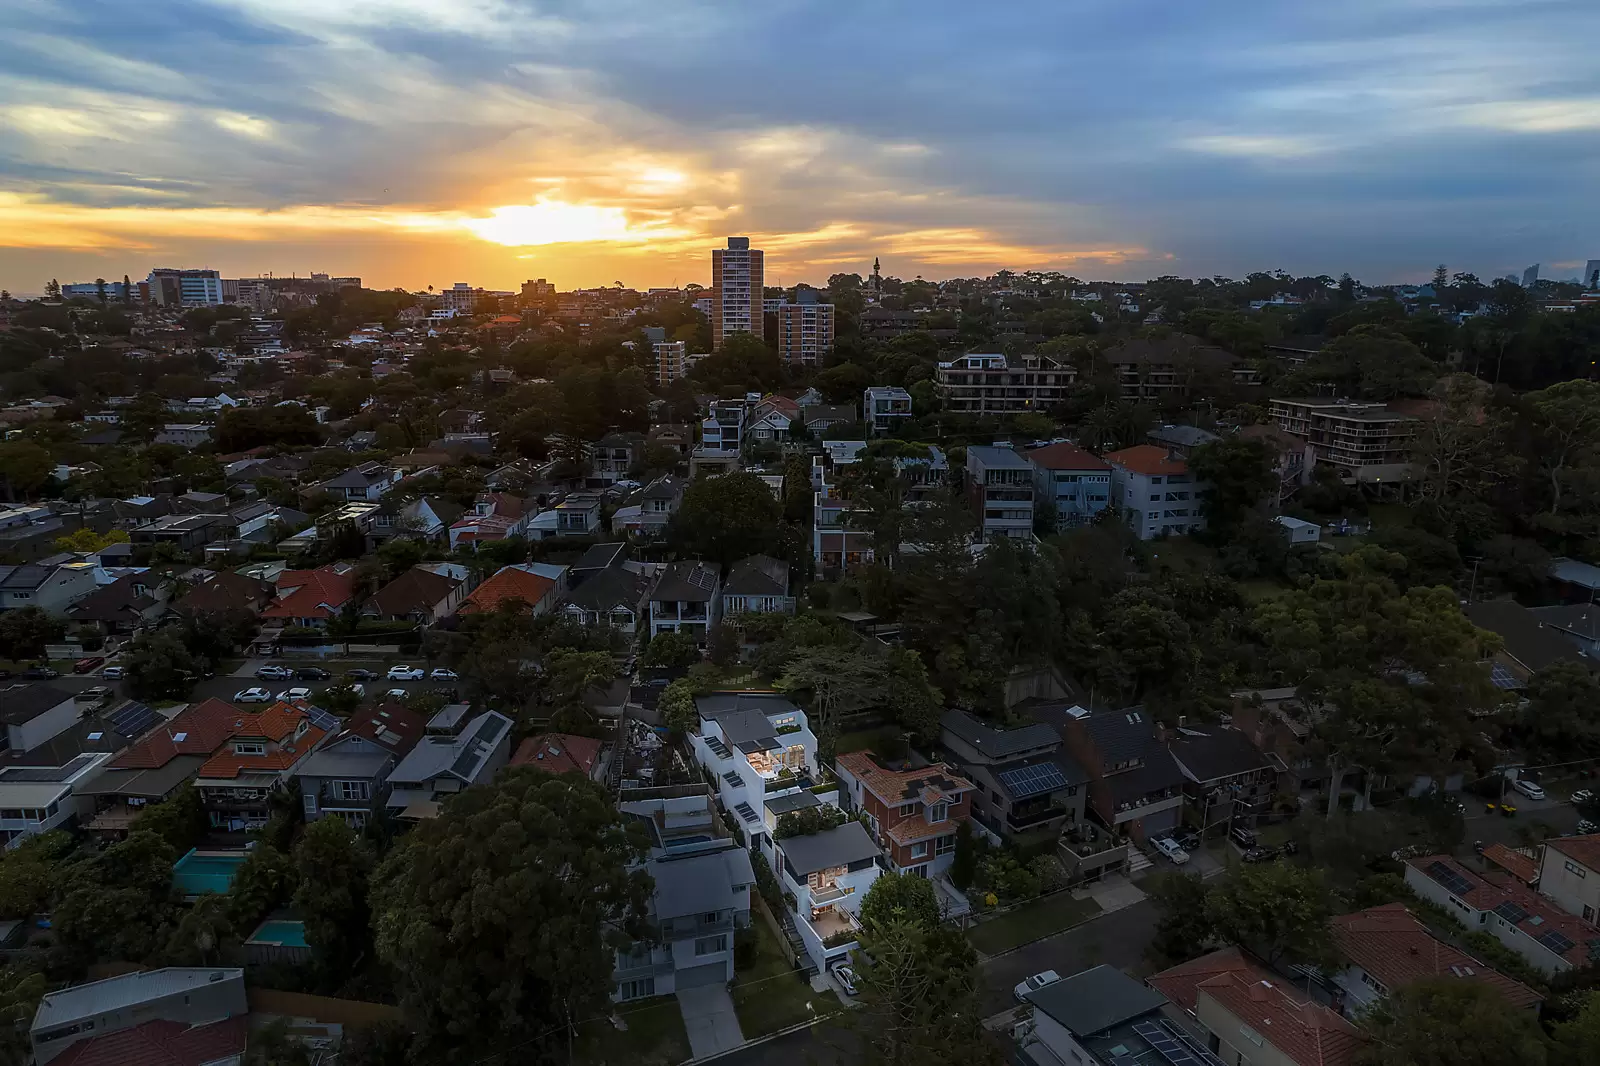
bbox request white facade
[147,268,223,306]
[864,386,913,436]
[1540,841,1600,925]
[1108,457,1206,540]
[0,753,114,849]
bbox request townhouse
[834,751,974,878]
[1166,725,1274,839]
[296,703,425,829]
[1042,703,1186,842]
[1402,854,1594,975]
[687,691,821,862]
[1024,441,1111,531]
[774,821,882,974]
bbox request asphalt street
[977,898,1159,1017]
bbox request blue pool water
[249,919,309,948]
[172,849,247,896]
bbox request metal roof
[1025,964,1169,1035]
[778,821,880,877]
[648,846,755,921]
[34,968,244,1029]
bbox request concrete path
[678,985,744,1060]
[1084,874,1147,913]
[232,658,268,678]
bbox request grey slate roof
[1167,727,1269,784]
[1466,599,1589,674]
[573,542,628,571]
[0,565,50,592]
[0,684,75,727]
[942,709,1059,760]
[649,561,719,603]
[694,692,803,722]
[294,747,392,780]
[1025,964,1168,1035]
[715,709,780,751]
[779,821,880,876]
[767,790,823,816]
[562,565,650,613]
[724,555,789,598]
[390,711,510,787]
[1530,604,1600,643]
[648,846,756,920]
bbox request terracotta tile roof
[1331,903,1542,1010]
[511,732,603,776]
[1025,441,1111,471]
[1480,843,1539,886]
[172,570,271,615]
[50,1015,248,1066]
[196,700,329,779]
[113,698,327,780]
[344,702,425,756]
[1546,832,1600,872]
[836,751,974,806]
[1404,855,1504,910]
[366,566,460,617]
[886,815,956,847]
[110,698,241,769]
[1104,444,1188,477]
[459,566,557,615]
[1149,948,1365,1066]
[261,567,355,621]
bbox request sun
[460,199,642,247]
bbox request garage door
[676,962,727,990]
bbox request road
[29,656,453,710]
[705,1020,860,1066]
[977,898,1158,1017]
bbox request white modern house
[775,821,882,974]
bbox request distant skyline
[2,1,1598,295]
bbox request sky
[2,0,1598,296]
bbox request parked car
[234,687,273,703]
[1242,846,1279,864]
[256,665,294,681]
[101,666,124,680]
[73,656,105,674]
[429,668,459,681]
[1229,827,1258,851]
[832,963,859,996]
[385,688,410,701]
[296,667,332,681]
[78,686,111,705]
[277,687,312,702]
[22,665,60,680]
[346,669,376,682]
[1514,778,1546,802]
[1578,819,1600,835]
[1572,789,1594,806]
[387,665,425,681]
[1014,971,1061,1001]
[1153,837,1190,865]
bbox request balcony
[1006,804,1066,831]
[764,771,815,793]
[811,882,849,905]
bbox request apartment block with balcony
[688,691,820,862]
[1105,445,1206,540]
[712,237,763,349]
[939,709,1088,842]
[1268,398,1420,484]
[777,293,835,366]
[692,399,746,477]
[965,445,1035,542]
[591,432,645,486]
[1024,442,1112,531]
[935,352,1076,415]
[775,821,882,974]
[1166,725,1273,839]
[834,751,974,877]
[864,386,914,436]
[1105,336,1260,402]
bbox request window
[694,935,727,956]
[703,912,719,925]
[910,842,929,859]
[618,977,655,1001]
[1360,971,1388,995]
[935,834,957,856]
[1567,861,1588,878]
[234,741,265,756]
[899,803,916,817]
[905,864,928,879]
[335,780,370,802]
[928,802,949,824]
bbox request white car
[255,665,294,681]
[1154,837,1191,864]
[831,962,859,996]
[1514,778,1546,801]
[429,668,459,681]
[387,665,425,681]
[385,688,409,700]
[101,666,124,680]
[234,687,273,704]
[1572,789,1594,806]
[1014,970,1061,1001]
[348,683,365,697]
[277,687,312,702]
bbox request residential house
[1167,725,1274,839]
[965,445,1035,542]
[1148,948,1365,1066]
[802,403,856,436]
[1229,687,1331,797]
[0,752,118,847]
[835,751,973,877]
[77,701,221,839]
[592,432,646,485]
[722,555,794,617]
[363,564,470,624]
[31,968,248,1066]
[193,699,332,831]
[260,566,356,629]
[1524,604,1600,658]
[449,492,532,549]
[171,569,273,618]
[1330,903,1542,1017]
[939,709,1089,842]
[775,821,882,973]
[152,424,213,448]
[320,461,402,502]
[935,352,1075,415]
[745,395,798,444]
[688,691,821,861]
[64,573,167,636]
[457,563,566,617]
[385,708,513,820]
[1105,335,1259,402]
[0,561,98,614]
[1020,964,1202,1066]
[1106,445,1207,540]
[1538,833,1600,925]
[863,386,913,436]
[1147,424,1220,457]
[700,399,745,456]
[129,512,237,554]
[1268,398,1420,485]
[1464,599,1592,684]
[0,685,88,759]
[296,703,425,829]
[1025,442,1112,531]
[647,561,721,641]
[370,496,463,546]
[511,732,608,783]
[559,561,654,635]
[614,475,683,537]
[1402,854,1595,975]
[1044,703,1186,841]
[556,493,604,536]
[812,465,873,572]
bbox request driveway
[677,984,745,1060]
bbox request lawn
[967,893,1102,955]
[577,995,690,1066]
[731,918,836,1038]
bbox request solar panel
[1492,901,1530,924]
[1489,663,1525,690]
[109,701,159,738]
[1425,861,1476,896]
[305,706,340,733]
[1538,930,1576,954]
[1132,1020,1227,1066]
[733,802,759,824]
[997,761,1068,799]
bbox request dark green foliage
[54,831,180,964]
[858,872,942,935]
[1355,978,1549,1066]
[774,805,849,839]
[292,816,376,979]
[134,783,208,853]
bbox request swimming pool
[248,919,309,948]
[172,849,248,896]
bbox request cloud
[1181,135,1333,160]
